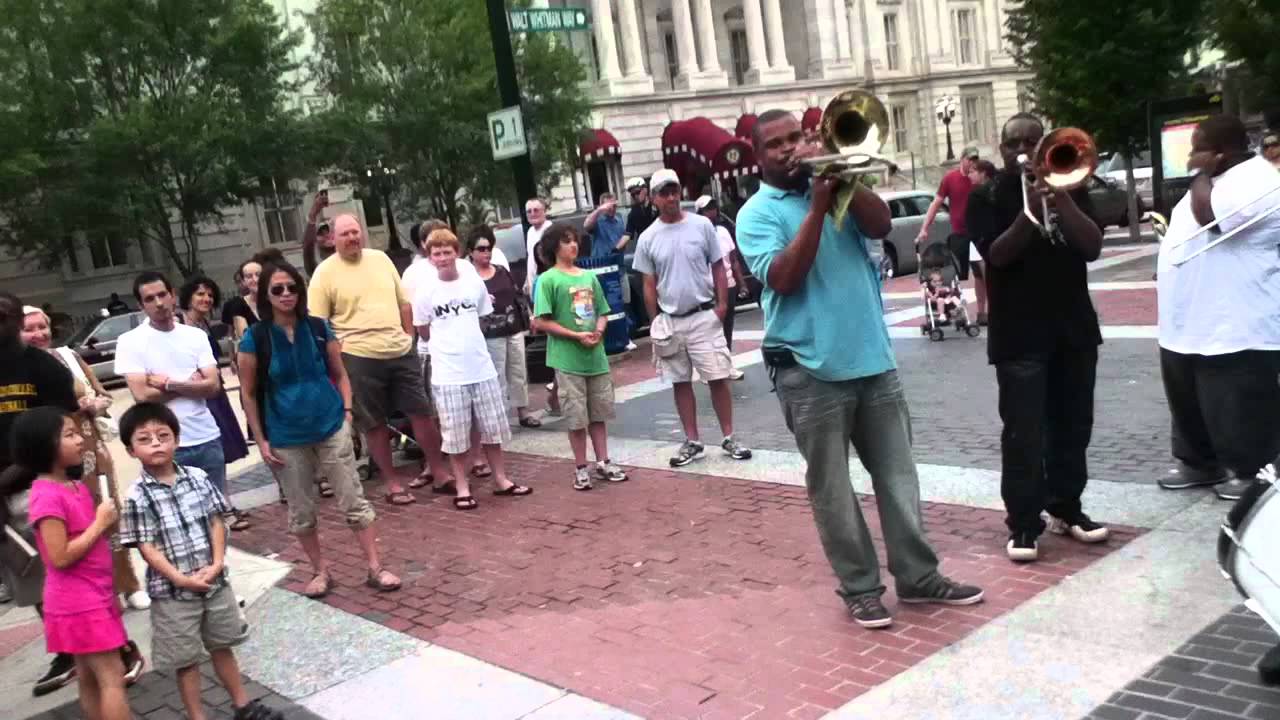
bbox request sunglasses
[472,245,492,252]
[270,283,299,297]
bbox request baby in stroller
[918,240,981,341]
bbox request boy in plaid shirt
[117,402,282,720]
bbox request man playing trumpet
[966,113,1109,563]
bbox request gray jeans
[774,365,941,601]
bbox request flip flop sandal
[471,463,493,478]
[366,567,401,592]
[432,480,458,495]
[303,571,331,599]
[453,496,478,510]
[229,515,251,531]
[318,480,335,498]
[385,491,417,505]
[408,472,432,489]
[518,416,542,428]
[493,484,533,496]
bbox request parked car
[880,190,952,278]
[61,311,145,385]
[1097,151,1153,209]
[1086,173,1146,229]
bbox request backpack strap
[249,322,272,437]
[307,316,330,376]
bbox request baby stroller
[918,240,981,342]
[356,412,423,482]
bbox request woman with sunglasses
[466,225,540,429]
[237,261,401,596]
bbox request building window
[589,34,601,81]
[883,13,900,71]
[88,231,129,270]
[730,29,749,85]
[890,104,910,152]
[960,86,994,144]
[262,181,301,245]
[954,9,976,65]
[1017,80,1034,113]
[62,236,79,274]
[664,32,679,84]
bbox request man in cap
[696,195,748,380]
[621,176,659,251]
[919,145,987,324]
[1263,133,1280,170]
[583,192,626,259]
[522,198,554,297]
[635,170,753,467]
[303,190,335,277]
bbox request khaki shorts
[150,583,248,671]
[274,423,376,534]
[555,371,615,431]
[650,309,735,384]
[342,351,434,431]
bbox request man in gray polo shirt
[635,169,752,467]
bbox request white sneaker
[573,466,594,491]
[729,368,745,381]
[594,460,629,483]
[124,591,151,610]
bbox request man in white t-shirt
[413,229,532,510]
[116,272,249,527]
[1155,114,1280,501]
[523,198,552,296]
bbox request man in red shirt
[918,145,986,324]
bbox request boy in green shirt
[532,225,629,490]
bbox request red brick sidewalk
[233,455,1137,719]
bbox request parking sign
[488,106,528,161]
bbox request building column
[743,0,769,79]
[763,0,795,77]
[591,0,621,81]
[693,0,722,73]
[672,0,728,89]
[804,0,856,79]
[613,0,656,94]
[833,0,852,61]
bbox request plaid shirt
[118,463,234,601]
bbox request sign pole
[485,0,539,240]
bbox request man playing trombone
[1155,114,1280,501]
[966,113,1109,563]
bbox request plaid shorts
[431,377,512,454]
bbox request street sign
[488,105,528,161]
[509,7,590,32]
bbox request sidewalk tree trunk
[1007,0,1202,244]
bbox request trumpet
[1018,127,1098,243]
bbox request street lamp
[365,158,401,251]
[935,95,959,162]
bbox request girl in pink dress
[3,407,133,720]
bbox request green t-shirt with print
[533,267,611,376]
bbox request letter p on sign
[488,106,528,161]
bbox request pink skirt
[44,605,127,656]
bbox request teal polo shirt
[735,180,895,382]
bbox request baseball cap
[1264,134,1280,147]
[650,169,681,194]
[961,145,980,159]
[626,177,646,192]
[695,195,716,211]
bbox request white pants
[485,333,530,410]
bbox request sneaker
[594,460,629,483]
[1046,512,1109,543]
[123,591,151,610]
[729,368,745,381]
[234,699,285,720]
[669,440,705,467]
[0,580,11,604]
[721,436,753,461]
[1215,477,1254,501]
[898,577,985,606]
[1006,531,1039,562]
[573,466,593,491]
[1158,465,1226,490]
[33,653,76,696]
[120,641,145,685]
[846,595,893,629]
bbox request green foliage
[1208,0,1280,115]
[306,0,591,227]
[0,0,305,276]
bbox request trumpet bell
[1033,127,1098,190]
[820,89,890,166]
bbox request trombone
[1164,182,1280,266]
[1017,127,1098,244]
[800,89,900,177]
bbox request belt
[670,300,715,318]
[761,346,798,392]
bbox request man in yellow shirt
[309,214,437,504]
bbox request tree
[1007,0,1203,240]
[0,0,306,277]
[306,0,591,229]
[1208,0,1280,118]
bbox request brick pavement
[1085,605,1280,720]
[232,453,1139,719]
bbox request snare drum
[1218,471,1280,635]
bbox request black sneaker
[899,577,984,606]
[32,653,76,697]
[1046,512,1109,543]
[669,440,705,467]
[1158,465,1226,490]
[1006,531,1039,562]
[1215,477,1253,501]
[234,699,285,720]
[846,594,893,629]
[120,641,145,685]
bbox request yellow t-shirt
[308,249,413,359]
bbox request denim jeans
[774,365,941,601]
[175,437,228,495]
[995,347,1097,536]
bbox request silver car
[879,190,953,277]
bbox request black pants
[723,304,736,350]
[996,346,1098,535]
[1160,348,1280,480]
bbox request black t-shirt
[0,345,79,468]
[966,172,1103,364]
[623,203,660,252]
[220,296,258,330]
